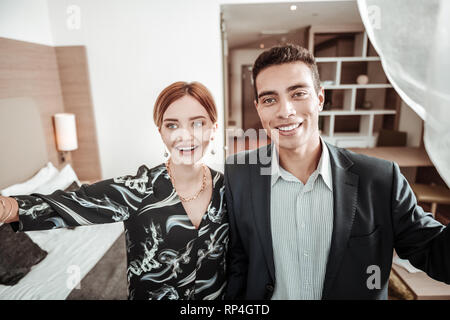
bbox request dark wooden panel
[55,46,102,181]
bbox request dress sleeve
[10,165,152,232]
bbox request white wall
[44,0,227,178]
[0,0,54,45]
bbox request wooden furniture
[348,146,433,167]
[391,264,450,300]
[376,129,407,147]
[309,26,402,148]
[410,183,450,217]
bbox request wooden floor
[67,232,128,300]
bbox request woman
[0,81,228,300]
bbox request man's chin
[274,136,308,151]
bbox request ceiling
[221,1,363,49]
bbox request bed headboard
[0,97,49,190]
[0,37,101,183]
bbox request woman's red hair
[153,81,217,128]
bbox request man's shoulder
[327,143,394,175]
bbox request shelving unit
[309,26,402,148]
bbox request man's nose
[277,98,296,118]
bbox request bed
[0,97,127,300]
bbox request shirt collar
[271,137,333,191]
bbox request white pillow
[33,164,80,195]
[1,162,59,196]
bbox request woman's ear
[211,122,218,139]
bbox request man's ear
[318,86,325,112]
[254,99,258,109]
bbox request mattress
[0,223,124,300]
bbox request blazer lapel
[322,143,359,299]
[249,143,275,282]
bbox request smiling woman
[1,81,228,300]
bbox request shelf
[340,60,387,85]
[323,84,392,89]
[322,133,378,148]
[332,132,376,138]
[320,110,396,116]
[310,27,401,149]
[317,61,338,84]
[323,88,353,111]
[316,57,381,62]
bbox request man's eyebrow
[257,91,278,99]
[287,83,311,92]
[163,116,206,122]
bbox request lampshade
[54,113,78,151]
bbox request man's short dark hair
[252,44,321,98]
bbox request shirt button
[303,252,309,257]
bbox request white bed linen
[0,223,124,300]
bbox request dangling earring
[210,137,215,155]
[164,150,169,157]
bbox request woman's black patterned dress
[10,163,229,300]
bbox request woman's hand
[0,196,19,224]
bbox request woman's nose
[173,126,194,142]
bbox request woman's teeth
[278,123,300,131]
[177,146,197,151]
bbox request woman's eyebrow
[189,116,206,120]
[163,116,206,122]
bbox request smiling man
[224,44,450,300]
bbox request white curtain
[358,0,450,187]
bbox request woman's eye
[193,121,204,128]
[166,123,178,129]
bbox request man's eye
[263,97,276,104]
[293,91,307,98]
[292,91,308,98]
[166,123,178,129]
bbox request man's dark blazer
[224,142,450,300]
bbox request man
[224,44,450,300]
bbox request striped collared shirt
[270,137,334,300]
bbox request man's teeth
[278,123,300,131]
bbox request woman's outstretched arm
[0,196,19,223]
[1,165,152,232]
